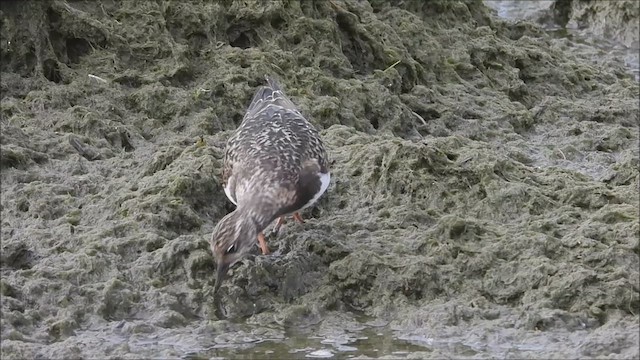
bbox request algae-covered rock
[486,1,639,49]
[552,0,639,48]
[1,0,638,358]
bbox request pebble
[306,349,334,358]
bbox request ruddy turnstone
[211,76,330,293]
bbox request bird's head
[210,210,258,293]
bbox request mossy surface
[1,0,638,358]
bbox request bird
[210,76,330,294]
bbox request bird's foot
[293,212,305,224]
[269,216,287,238]
[269,213,305,239]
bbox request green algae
[1,0,638,358]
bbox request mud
[1,0,638,359]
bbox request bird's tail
[245,75,296,118]
[265,75,283,92]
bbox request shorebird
[210,76,330,293]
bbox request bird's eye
[226,244,236,254]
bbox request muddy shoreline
[1,0,638,358]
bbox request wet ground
[1,0,638,359]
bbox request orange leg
[271,213,306,237]
[272,216,286,236]
[257,232,270,255]
[293,212,305,223]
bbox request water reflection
[187,324,433,359]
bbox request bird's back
[223,77,328,206]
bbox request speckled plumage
[211,76,330,292]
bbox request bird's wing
[221,135,239,205]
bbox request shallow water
[70,318,550,359]
[68,319,443,359]
[65,313,632,360]
[193,325,434,360]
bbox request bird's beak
[213,261,230,295]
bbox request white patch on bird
[224,182,237,205]
[301,171,331,210]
